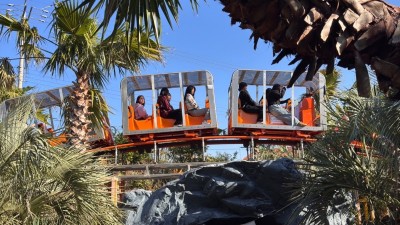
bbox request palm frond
[289,90,400,224]
[0,14,44,64]
[54,1,96,36]
[100,27,164,77]
[0,98,121,224]
[88,89,110,128]
[79,0,201,43]
[46,0,164,90]
[0,58,16,90]
[319,69,341,100]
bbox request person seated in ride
[134,95,149,120]
[166,92,172,102]
[157,87,183,127]
[238,82,263,123]
[184,85,210,124]
[37,123,56,137]
[47,127,55,137]
[267,84,306,126]
[37,123,50,134]
[259,88,272,106]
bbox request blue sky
[3,0,394,158]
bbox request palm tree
[43,1,163,149]
[288,88,400,224]
[0,1,164,149]
[219,0,400,99]
[0,97,121,224]
[79,0,202,43]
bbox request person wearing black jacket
[267,84,306,126]
[259,88,272,106]
[238,82,263,123]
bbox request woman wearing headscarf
[267,84,306,126]
[184,85,210,124]
[157,87,183,126]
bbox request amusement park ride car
[228,69,327,136]
[0,86,113,148]
[0,69,327,157]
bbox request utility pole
[17,40,25,89]
[17,0,27,89]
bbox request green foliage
[0,98,122,224]
[289,88,400,224]
[0,58,15,90]
[79,0,201,43]
[0,86,31,102]
[88,89,110,128]
[112,129,236,190]
[166,145,237,163]
[0,1,165,148]
[319,69,342,101]
[0,14,44,65]
[0,58,34,102]
[112,127,130,145]
[206,151,237,162]
[257,145,293,160]
[119,151,157,191]
[44,0,164,88]
[120,151,153,165]
[167,145,204,163]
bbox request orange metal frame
[88,135,316,153]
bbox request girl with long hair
[157,87,183,126]
[184,85,210,124]
[134,95,148,120]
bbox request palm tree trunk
[68,71,92,150]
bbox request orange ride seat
[181,102,204,126]
[127,105,154,130]
[300,97,315,126]
[237,98,270,124]
[155,104,175,128]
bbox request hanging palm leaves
[220,0,400,98]
[79,0,201,43]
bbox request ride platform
[88,134,316,154]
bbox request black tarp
[124,158,352,225]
